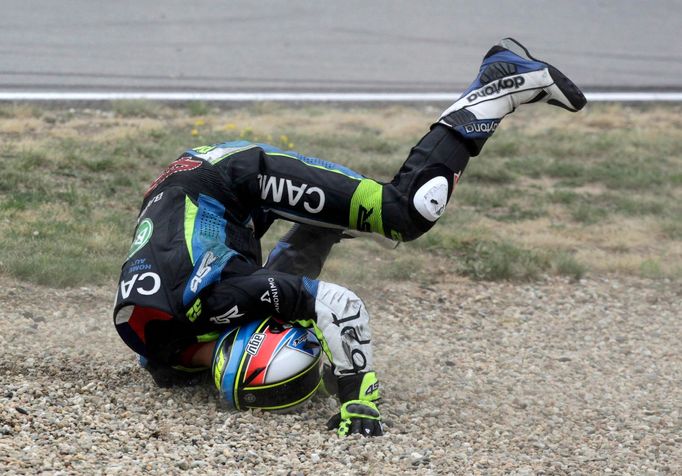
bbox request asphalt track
[1,0,681,97]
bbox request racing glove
[326,371,383,437]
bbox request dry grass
[0,101,680,286]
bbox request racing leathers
[113,37,587,437]
[113,124,471,418]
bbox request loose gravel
[1,274,680,475]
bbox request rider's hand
[327,400,383,437]
[327,371,383,437]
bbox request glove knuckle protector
[336,400,383,437]
[334,374,383,437]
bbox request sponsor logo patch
[190,251,218,293]
[257,174,325,214]
[126,258,152,275]
[246,333,266,356]
[137,192,164,224]
[127,219,153,260]
[145,157,202,197]
[365,382,380,396]
[467,75,526,103]
[209,305,244,325]
[119,272,161,300]
[186,298,202,322]
[259,277,281,313]
[463,120,499,134]
[191,144,257,164]
[357,205,373,232]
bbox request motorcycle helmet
[212,317,323,411]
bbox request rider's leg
[264,223,344,279]
[227,38,585,243]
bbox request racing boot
[437,37,586,155]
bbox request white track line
[0,91,681,102]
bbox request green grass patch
[186,101,211,116]
[456,240,546,281]
[112,100,164,118]
[660,220,682,240]
[550,252,586,281]
[570,202,609,225]
[638,259,663,278]
[464,160,517,184]
[291,131,403,180]
[0,102,680,286]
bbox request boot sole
[547,65,587,111]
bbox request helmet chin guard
[212,317,323,411]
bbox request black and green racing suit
[112,124,471,405]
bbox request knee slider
[412,175,449,222]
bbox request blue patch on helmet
[218,319,263,408]
[286,328,319,357]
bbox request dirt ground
[0,272,680,475]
